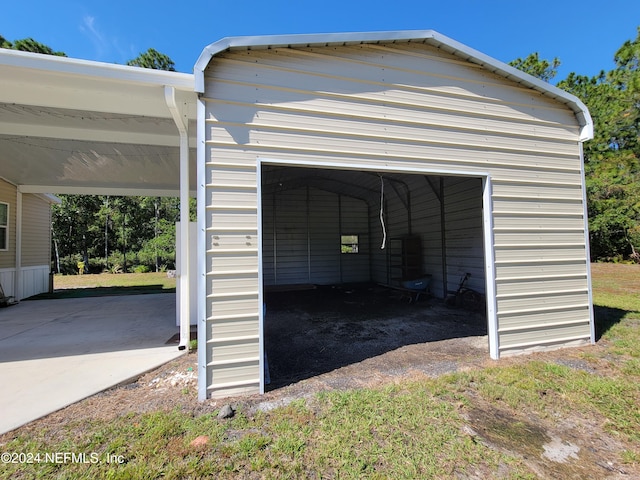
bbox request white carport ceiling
[0,49,197,196]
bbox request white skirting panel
[0,265,50,300]
[20,265,50,300]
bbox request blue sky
[2,1,639,82]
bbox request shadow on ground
[26,285,175,300]
[264,283,487,390]
[593,304,630,340]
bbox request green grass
[1,388,533,479]
[3,264,640,478]
[27,272,176,299]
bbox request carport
[0,49,198,347]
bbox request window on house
[341,234,359,254]
[0,202,7,251]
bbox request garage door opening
[261,163,492,390]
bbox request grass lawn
[27,272,176,299]
[2,264,639,478]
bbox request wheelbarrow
[398,275,432,304]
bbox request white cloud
[79,14,134,63]
[80,14,109,58]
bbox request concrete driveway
[0,294,184,434]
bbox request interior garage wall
[262,186,369,285]
[368,174,484,298]
[441,177,484,293]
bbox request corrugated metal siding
[21,194,51,266]
[262,186,369,285]
[0,179,16,267]
[492,178,590,354]
[202,42,590,397]
[204,155,261,397]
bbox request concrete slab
[0,294,184,434]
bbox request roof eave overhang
[194,30,593,142]
[1,48,195,92]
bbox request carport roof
[195,30,593,142]
[0,48,197,196]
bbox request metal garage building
[194,31,594,399]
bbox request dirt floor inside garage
[264,283,489,391]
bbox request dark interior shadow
[593,304,629,341]
[264,283,487,390]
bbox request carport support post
[165,86,190,350]
[15,188,23,301]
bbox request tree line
[51,195,195,274]
[3,29,640,269]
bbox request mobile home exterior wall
[199,35,592,399]
[0,179,54,300]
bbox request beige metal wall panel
[496,276,588,296]
[494,231,587,246]
[202,41,591,398]
[208,361,261,398]
[209,316,260,340]
[208,273,260,295]
[499,307,590,329]
[206,103,578,158]
[207,337,260,364]
[495,261,588,280]
[495,246,587,262]
[492,182,584,200]
[205,52,575,126]
[207,93,579,144]
[204,157,261,397]
[493,214,585,231]
[210,252,259,273]
[498,291,589,314]
[499,320,591,353]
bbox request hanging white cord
[379,175,387,250]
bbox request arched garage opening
[260,163,494,389]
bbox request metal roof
[0,48,197,195]
[195,30,593,142]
